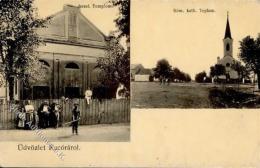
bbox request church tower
[223,12,233,57]
[215,12,239,81]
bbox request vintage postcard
[1,0,260,167]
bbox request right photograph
[131,0,260,108]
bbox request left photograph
[0,0,130,141]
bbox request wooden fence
[0,99,130,129]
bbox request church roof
[131,64,153,75]
[137,68,153,75]
[130,64,143,70]
[37,4,107,49]
[224,13,232,39]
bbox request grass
[131,82,258,108]
[209,88,260,108]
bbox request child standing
[72,103,80,135]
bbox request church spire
[224,11,232,39]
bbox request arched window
[39,60,50,67]
[226,43,230,51]
[65,62,79,69]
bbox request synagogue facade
[7,4,109,100]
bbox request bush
[209,88,257,108]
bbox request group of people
[16,101,38,129]
[15,84,126,134]
[15,100,81,135]
[159,76,170,85]
[37,101,61,129]
[16,101,61,129]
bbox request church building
[216,13,239,81]
[0,4,109,100]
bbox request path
[0,123,130,142]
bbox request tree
[153,59,172,79]
[195,71,207,83]
[210,64,226,79]
[0,0,50,100]
[184,73,191,82]
[110,0,130,42]
[215,64,226,77]
[210,66,216,78]
[169,67,191,82]
[96,33,130,94]
[172,67,181,81]
[239,35,260,89]
[231,62,250,82]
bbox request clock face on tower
[226,43,230,51]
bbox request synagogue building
[1,4,109,100]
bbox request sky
[34,0,119,37]
[131,0,260,79]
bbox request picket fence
[0,99,130,129]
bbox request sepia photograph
[131,0,260,108]
[2,0,260,167]
[0,0,130,141]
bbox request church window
[65,62,80,88]
[226,43,230,51]
[39,60,50,67]
[65,62,79,69]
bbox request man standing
[50,102,60,128]
[85,87,93,105]
[72,103,80,135]
[24,100,34,129]
[116,83,125,99]
[38,101,50,128]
